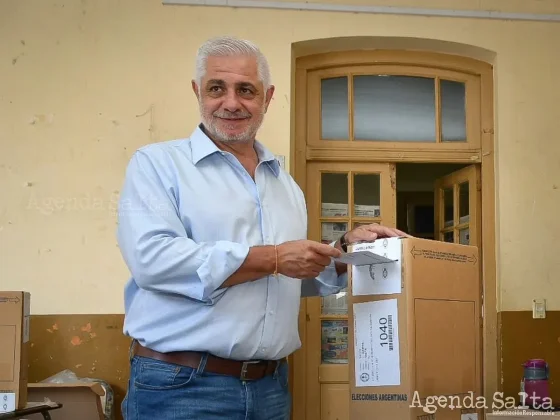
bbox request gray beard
[200,110,264,144]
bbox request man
[116,35,405,420]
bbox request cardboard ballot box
[0,291,30,413]
[346,237,482,420]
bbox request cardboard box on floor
[0,291,30,413]
[345,237,482,420]
[17,382,106,420]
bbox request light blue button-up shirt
[117,125,347,361]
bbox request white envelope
[334,250,397,266]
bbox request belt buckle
[240,360,261,381]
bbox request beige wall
[1,0,559,314]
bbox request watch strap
[339,232,348,252]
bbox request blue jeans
[122,354,291,420]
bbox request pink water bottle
[521,359,550,408]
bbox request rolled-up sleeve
[116,150,249,304]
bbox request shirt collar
[189,124,281,177]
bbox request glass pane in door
[321,77,349,140]
[443,231,454,243]
[441,80,466,142]
[321,173,348,217]
[459,182,469,225]
[321,222,347,245]
[443,187,454,228]
[322,288,348,316]
[321,320,349,364]
[459,228,470,245]
[353,173,381,217]
[353,75,436,142]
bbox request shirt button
[269,311,274,315]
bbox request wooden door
[304,161,396,420]
[434,165,481,249]
[433,164,484,403]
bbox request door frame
[304,161,398,420]
[288,49,497,420]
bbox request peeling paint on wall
[70,336,83,346]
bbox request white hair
[195,36,271,89]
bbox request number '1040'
[379,316,391,348]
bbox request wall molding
[162,0,560,22]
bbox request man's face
[193,55,274,143]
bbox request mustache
[212,110,252,119]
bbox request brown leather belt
[132,341,286,381]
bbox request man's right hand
[276,240,342,279]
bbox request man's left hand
[344,223,409,245]
[333,224,410,275]
[334,224,410,260]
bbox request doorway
[396,162,474,239]
[300,160,483,420]
[290,48,497,420]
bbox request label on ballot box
[345,238,402,296]
[0,392,16,413]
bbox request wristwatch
[339,232,349,253]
